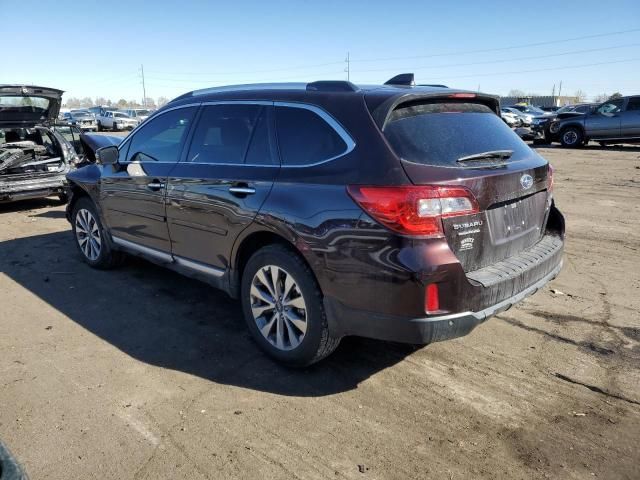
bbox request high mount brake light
[449,93,476,98]
[347,185,479,237]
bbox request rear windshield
[0,96,51,113]
[383,102,532,167]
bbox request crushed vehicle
[65,74,564,366]
[0,85,81,203]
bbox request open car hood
[0,85,64,127]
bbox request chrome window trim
[117,102,201,163]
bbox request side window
[275,106,348,166]
[125,106,196,163]
[627,97,640,111]
[186,104,262,164]
[245,108,276,165]
[597,99,624,114]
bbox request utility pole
[140,64,147,107]
[345,52,350,82]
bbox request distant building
[500,95,580,107]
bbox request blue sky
[2,0,639,103]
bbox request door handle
[147,180,165,191]
[229,186,256,196]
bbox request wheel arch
[229,228,321,299]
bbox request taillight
[425,283,440,313]
[548,164,554,192]
[347,185,479,237]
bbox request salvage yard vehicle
[0,85,81,203]
[500,108,521,127]
[97,110,137,131]
[62,110,98,131]
[65,74,564,366]
[548,95,640,147]
[120,108,153,125]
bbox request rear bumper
[0,174,67,202]
[325,259,562,344]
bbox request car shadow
[0,231,417,397]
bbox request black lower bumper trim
[324,260,562,344]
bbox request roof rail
[419,84,449,88]
[384,73,415,86]
[306,81,359,92]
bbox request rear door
[585,98,624,138]
[166,102,279,272]
[620,96,640,137]
[379,98,551,272]
[100,105,197,253]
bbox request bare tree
[593,93,609,103]
[609,92,623,100]
[95,97,108,107]
[156,96,169,107]
[117,99,128,108]
[574,90,587,102]
[143,97,156,108]
[508,89,526,97]
[64,97,81,108]
[79,97,94,108]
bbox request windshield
[383,102,532,167]
[136,110,151,116]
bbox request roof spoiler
[306,81,359,92]
[384,73,415,86]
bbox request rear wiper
[457,150,513,163]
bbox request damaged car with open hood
[0,85,82,203]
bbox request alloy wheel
[563,130,578,145]
[250,265,308,351]
[75,208,102,261]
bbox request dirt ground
[1,144,639,480]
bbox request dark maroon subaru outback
[65,74,564,365]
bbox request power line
[358,57,640,81]
[352,27,640,63]
[353,42,640,73]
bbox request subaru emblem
[520,174,533,190]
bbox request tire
[58,192,69,204]
[97,121,102,132]
[599,142,607,147]
[71,197,123,269]
[112,123,118,132]
[240,244,340,366]
[560,127,584,148]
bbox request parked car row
[59,106,155,132]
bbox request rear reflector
[347,185,479,237]
[425,283,440,313]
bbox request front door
[586,98,624,138]
[100,106,198,253]
[166,102,279,271]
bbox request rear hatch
[377,94,552,272]
[0,85,63,127]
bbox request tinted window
[245,108,276,165]
[383,102,532,167]
[627,97,640,111]
[275,106,347,166]
[187,104,262,164]
[126,107,196,163]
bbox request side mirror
[96,146,119,165]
